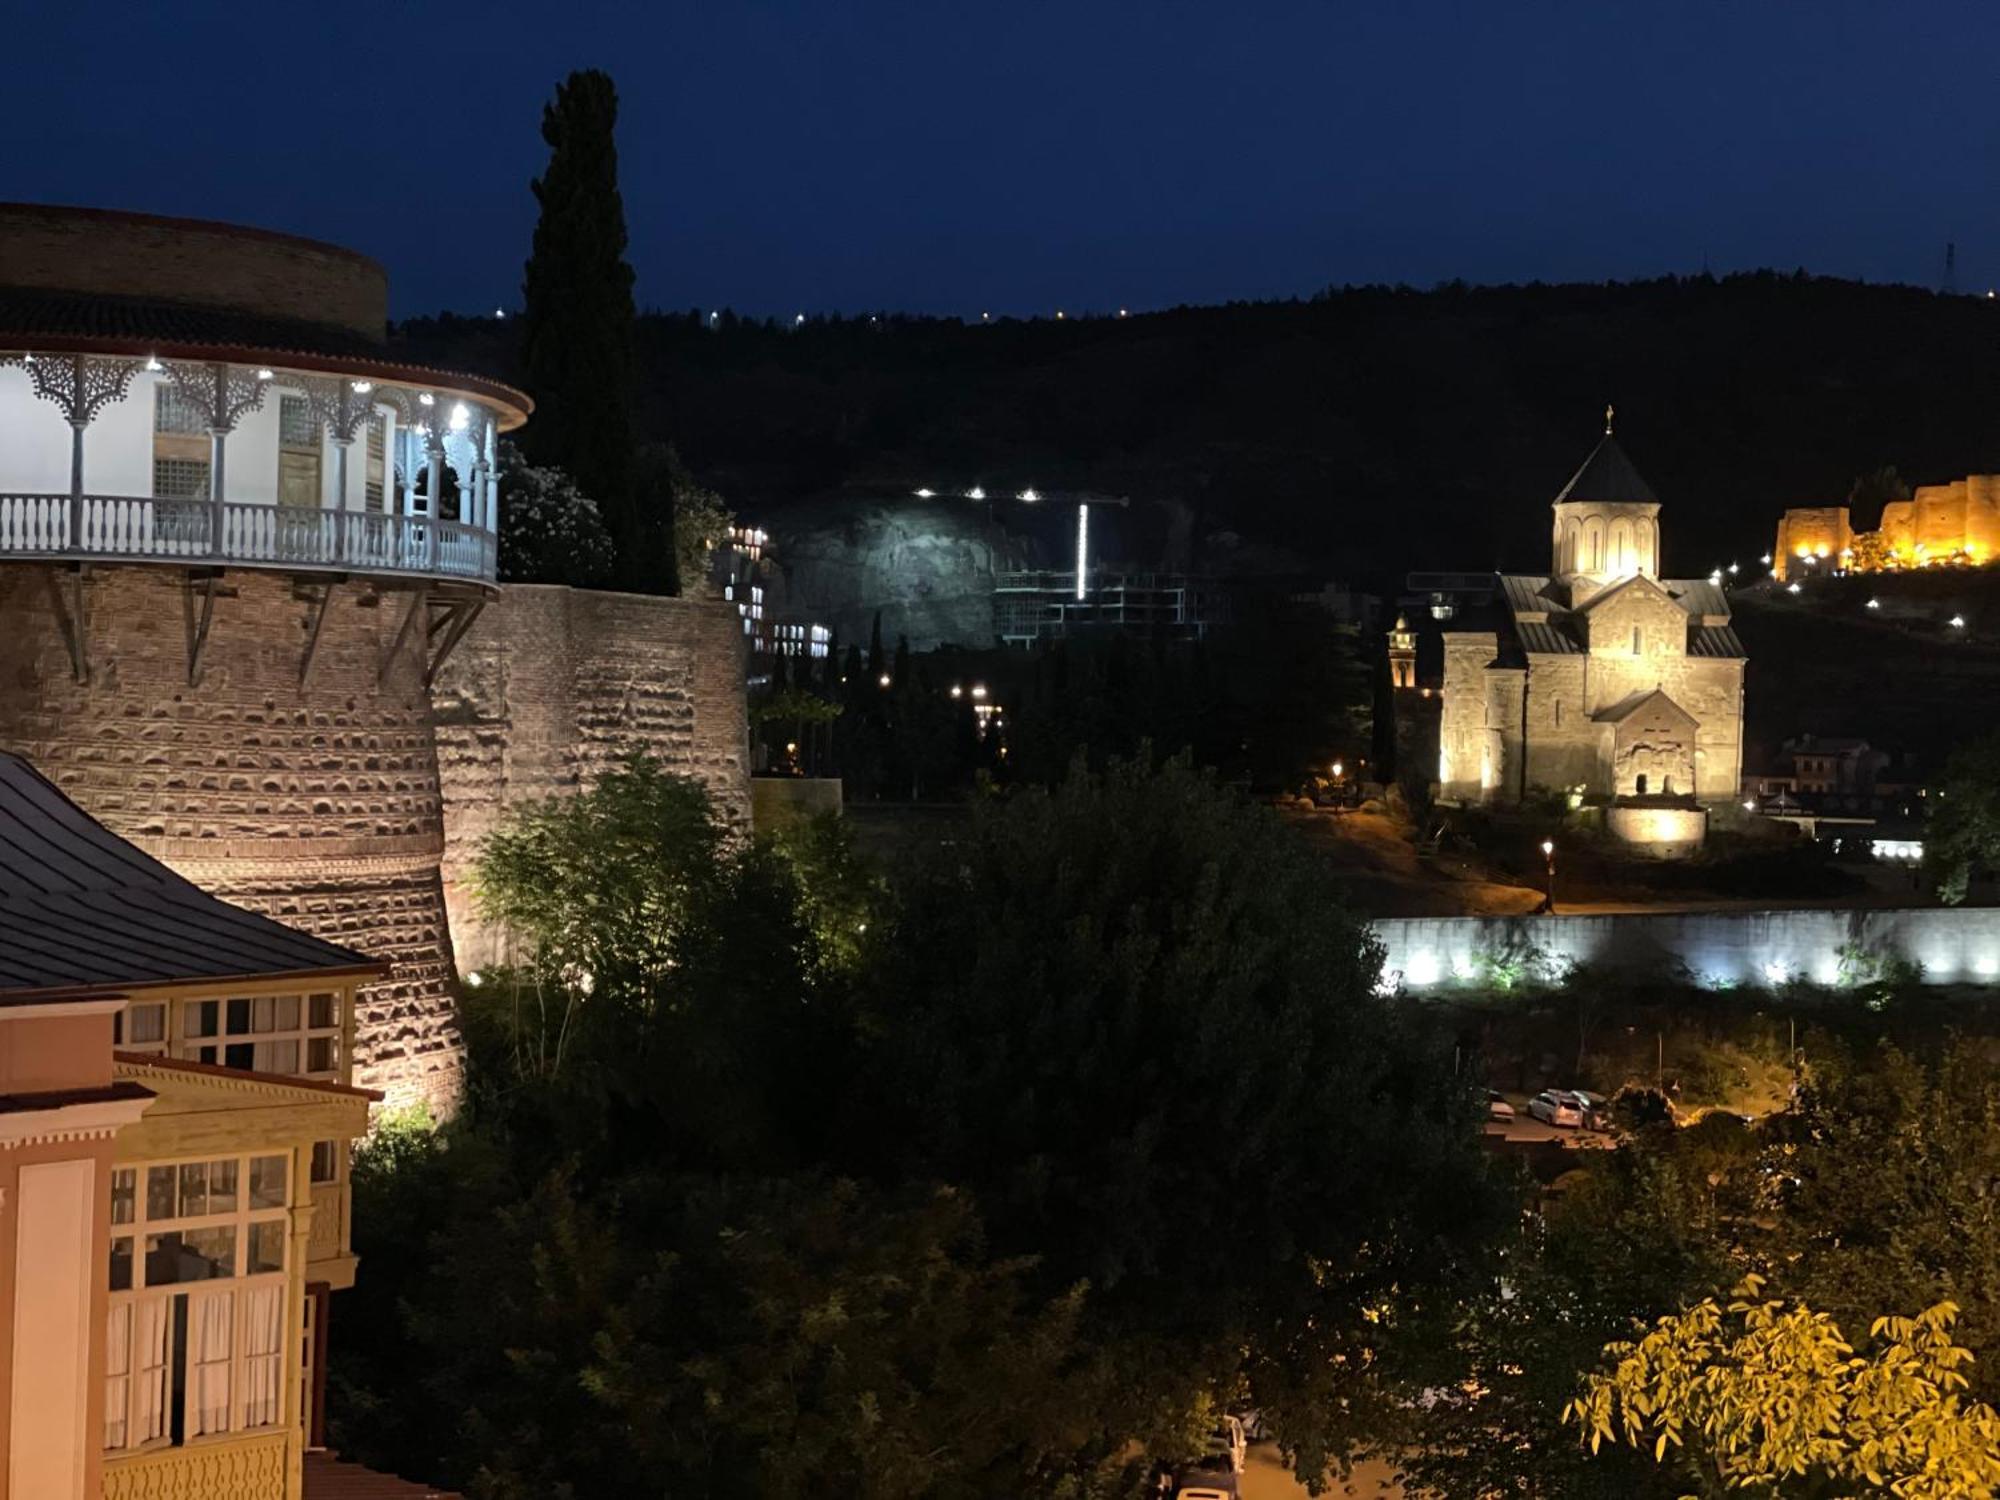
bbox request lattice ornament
[11,352,142,424]
[162,360,270,432]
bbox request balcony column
[167,361,269,557]
[5,353,141,550]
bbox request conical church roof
[1554,434,1658,506]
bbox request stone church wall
[430,585,750,971]
[0,565,460,1113]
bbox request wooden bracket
[424,598,486,688]
[44,565,87,683]
[379,587,427,687]
[183,571,220,687]
[299,582,336,688]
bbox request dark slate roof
[1554,436,1659,506]
[0,753,384,998]
[1495,574,1746,660]
[1594,687,1699,725]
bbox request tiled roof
[0,285,531,425]
[1554,435,1658,505]
[303,1453,460,1499]
[0,752,384,998]
[0,285,385,358]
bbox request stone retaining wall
[1374,905,2000,991]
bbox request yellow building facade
[0,749,419,1500]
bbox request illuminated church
[1436,414,1746,853]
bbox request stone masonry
[0,568,751,1109]
[0,564,459,1112]
[431,585,751,971]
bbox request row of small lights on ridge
[1766,545,1971,626]
[701,310,1135,329]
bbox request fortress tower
[0,204,531,1111]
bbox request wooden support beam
[44,566,87,683]
[299,582,335,689]
[379,587,427,687]
[424,598,486,688]
[183,571,220,687]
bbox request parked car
[1528,1089,1582,1127]
[1171,1457,1241,1500]
[1205,1415,1247,1473]
[1570,1090,1611,1130]
[1486,1089,1516,1122]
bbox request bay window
[104,1152,292,1454]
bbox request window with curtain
[104,1151,291,1453]
[178,991,341,1080]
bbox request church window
[1631,626,1643,655]
[1636,773,1649,795]
[1553,698,1563,728]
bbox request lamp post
[1540,839,1557,915]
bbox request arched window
[1631,626,1642,655]
[1610,519,1633,575]
[1636,772,1649,795]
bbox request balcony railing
[0,493,496,582]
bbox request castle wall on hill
[0,565,461,1113]
[431,585,750,971]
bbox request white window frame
[177,991,342,1081]
[104,1151,291,1454]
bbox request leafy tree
[472,754,722,1002]
[1566,1276,2000,1498]
[635,441,735,596]
[1923,732,2000,903]
[493,439,614,586]
[520,70,652,590]
[856,754,1506,1485]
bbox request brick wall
[431,585,751,970]
[0,205,387,339]
[0,565,460,1114]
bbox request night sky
[8,2,2000,319]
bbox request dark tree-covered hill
[398,273,2000,587]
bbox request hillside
[401,274,2000,586]
[1735,572,2000,767]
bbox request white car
[1205,1415,1247,1473]
[1528,1090,1582,1128]
[1486,1090,1515,1123]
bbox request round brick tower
[0,204,531,1112]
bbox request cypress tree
[520,70,655,591]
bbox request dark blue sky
[8,2,1999,318]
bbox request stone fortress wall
[0,565,460,1112]
[431,584,751,972]
[0,567,750,1111]
[1774,475,2000,581]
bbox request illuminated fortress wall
[1775,476,2000,581]
[1375,906,2000,991]
[0,565,462,1114]
[431,584,751,972]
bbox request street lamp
[1331,759,1344,781]
[1539,839,1557,915]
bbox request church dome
[1551,410,1661,583]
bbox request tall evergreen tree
[520,70,658,591]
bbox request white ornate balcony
[0,491,496,580]
[0,352,524,587]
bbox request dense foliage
[1393,1033,2000,1497]
[493,440,614,587]
[332,755,1497,1496]
[1926,731,2000,903]
[1568,1279,2000,1498]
